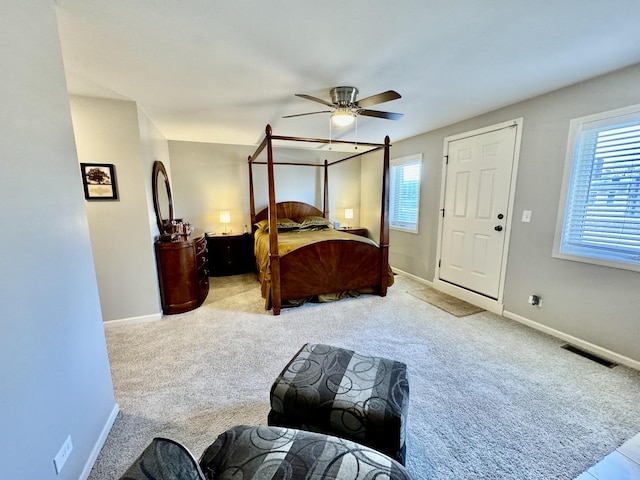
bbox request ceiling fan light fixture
[285,86,402,124]
[331,107,355,127]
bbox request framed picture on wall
[80,163,118,200]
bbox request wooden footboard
[273,240,385,314]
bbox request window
[390,153,422,233]
[553,104,640,271]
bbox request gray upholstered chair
[119,437,205,480]
[119,425,414,479]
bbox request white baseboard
[503,310,640,371]
[80,403,119,480]
[391,267,433,287]
[104,312,162,327]
[395,268,639,371]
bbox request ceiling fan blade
[282,110,332,119]
[355,90,401,108]
[295,94,335,107]
[358,109,404,120]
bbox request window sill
[391,226,419,234]
[552,250,640,273]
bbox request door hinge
[441,208,445,218]
[444,155,449,164]
[438,259,441,268]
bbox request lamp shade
[344,208,354,220]
[331,107,355,127]
[219,211,231,224]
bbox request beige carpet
[407,286,484,317]
[89,273,640,480]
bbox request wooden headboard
[255,201,324,223]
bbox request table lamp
[220,210,231,234]
[344,208,354,228]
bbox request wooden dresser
[155,229,209,314]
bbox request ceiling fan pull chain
[328,117,333,150]
[355,116,358,150]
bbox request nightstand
[339,226,368,237]
[205,233,254,276]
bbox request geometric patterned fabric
[119,437,206,480]
[269,343,410,464]
[119,427,415,479]
[199,425,414,479]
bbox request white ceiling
[54,0,640,148]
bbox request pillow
[276,218,302,230]
[255,218,301,232]
[254,219,269,232]
[299,216,331,230]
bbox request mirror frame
[152,160,174,235]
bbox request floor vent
[561,344,618,369]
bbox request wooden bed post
[379,135,391,296]
[249,129,391,315]
[248,156,256,226]
[323,159,329,218]
[265,125,282,315]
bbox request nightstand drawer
[206,233,254,276]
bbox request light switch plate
[522,210,532,222]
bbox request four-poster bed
[248,125,393,315]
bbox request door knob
[494,225,503,231]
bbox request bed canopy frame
[248,124,391,315]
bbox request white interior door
[439,125,517,299]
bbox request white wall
[69,96,163,321]
[137,104,173,241]
[382,63,640,365]
[169,141,255,233]
[168,141,361,233]
[0,2,117,479]
[359,149,387,243]
[327,159,363,227]
[381,132,449,278]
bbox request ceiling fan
[283,86,403,127]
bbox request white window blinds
[390,154,422,232]
[555,106,640,270]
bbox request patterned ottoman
[268,343,410,464]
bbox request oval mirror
[152,160,174,235]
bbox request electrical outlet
[54,435,73,474]
[528,294,542,306]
